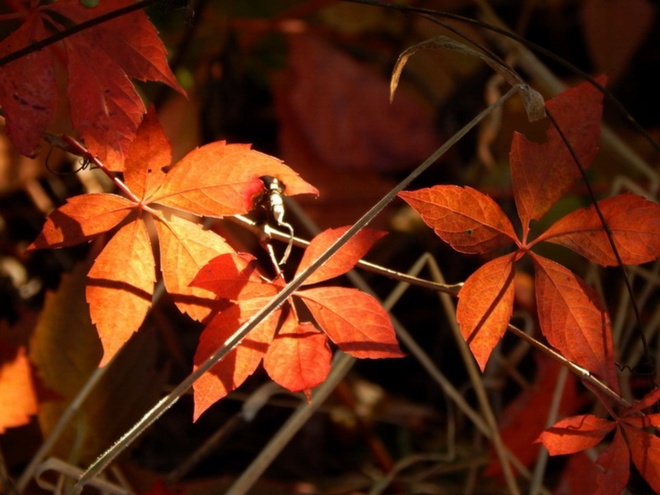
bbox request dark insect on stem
[45,146,95,175]
[259,176,294,265]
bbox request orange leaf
[154,215,235,322]
[622,423,660,493]
[295,226,386,285]
[623,387,660,416]
[123,105,170,201]
[532,253,619,391]
[28,194,136,250]
[263,316,332,396]
[593,427,630,495]
[536,194,660,266]
[537,414,615,455]
[456,253,516,371]
[191,252,263,301]
[619,414,660,430]
[152,142,318,217]
[0,13,56,156]
[511,78,605,237]
[297,287,403,359]
[398,186,518,254]
[193,298,281,421]
[0,346,38,433]
[87,218,155,366]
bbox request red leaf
[532,253,619,391]
[65,35,145,170]
[193,299,281,421]
[151,142,318,217]
[27,194,135,250]
[511,78,605,238]
[263,316,332,396]
[537,414,615,455]
[622,423,660,493]
[456,253,516,371]
[398,186,518,254]
[296,286,403,359]
[0,13,56,156]
[87,218,155,367]
[0,346,38,432]
[52,0,184,92]
[123,105,171,201]
[594,427,630,495]
[536,194,660,266]
[555,452,603,495]
[154,215,235,322]
[619,414,660,430]
[623,387,660,416]
[296,226,386,285]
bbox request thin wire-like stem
[72,85,524,494]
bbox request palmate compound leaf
[535,193,660,266]
[455,253,516,371]
[398,185,518,254]
[531,253,619,392]
[511,78,605,239]
[0,0,184,167]
[263,316,332,399]
[295,226,387,285]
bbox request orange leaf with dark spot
[398,186,518,254]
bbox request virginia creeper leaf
[193,297,281,421]
[622,423,660,493]
[594,427,630,495]
[154,215,236,322]
[297,286,403,359]
[123,105,170,200]
[619,414,660,430]
[151,142,318,217]
[87,218,155,366]
[623,387,660,416]
[456,253,516,371]
[0,346,38,433]
[398,186,518,254]
[263,316,332,397]
[28,194,135,250]
[0,13,56,156]
[532,253,619,391]
[190,252,262,301]
[537,414,615,455]
[511,78,605,237]
[65,34,146,169]
[295,226,387,285]
[536,194,660,266]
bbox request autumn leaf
[0,346,39,433]
[295,226,387,285]
[190,227,402,420]
[537,414,615,455]
[621,423,660,492]
[0,0,184,166]
[511,78,605,239]
[297,287,403,359]
[263,316,332,398]
[535,194,660,266]
[455,253,516,371]
[593,428,630,495]
[398,186,518,254]
[87,217,155,367]
[29,107,317,365]
[531,253,618,391]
